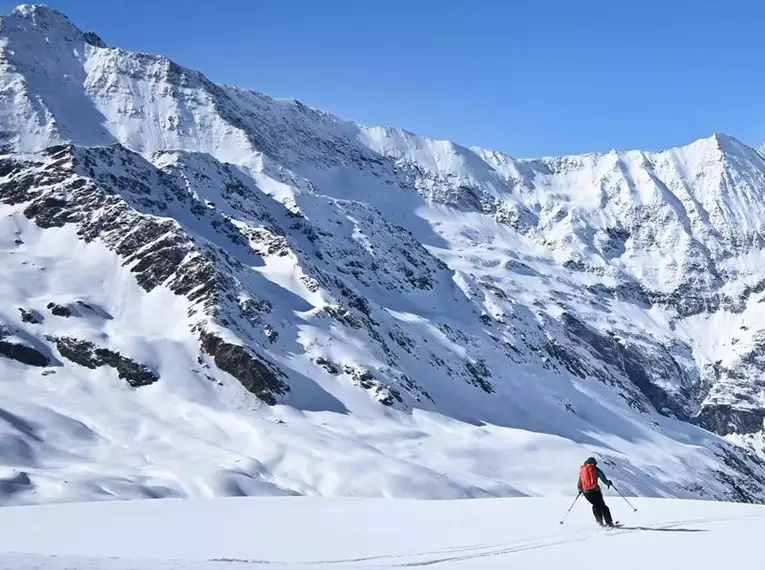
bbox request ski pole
[559,493,581,525]
[611,484,637,512]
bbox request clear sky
[3,0,764,158]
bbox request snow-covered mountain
[2,4,765,505]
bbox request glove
[606,481,612,488]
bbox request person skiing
[577,457,615,528]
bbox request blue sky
[4,0,763,157]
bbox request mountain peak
[11,4,71,26]
[678,132,751,161]
[706,132,764,163]
[6,4,106,47]
[711,131,739,147]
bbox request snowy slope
[3,3,765,507]
[0,496,763,569]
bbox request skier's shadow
[618,526,707,533]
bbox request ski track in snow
[0,497,763,568]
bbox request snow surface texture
[2,4,765,505]
[0,496,763,569]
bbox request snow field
[0,496,762,569]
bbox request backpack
[580,463,599,492]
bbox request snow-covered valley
[0,496,762,569]
[3,3,765,512]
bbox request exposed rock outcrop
[49,336,158,387]
[200,332,289,405]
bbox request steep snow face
[350,127,765,436]
[305,128,765,444]
[0,5,112,149]
[3,4,765,506]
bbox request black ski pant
[583,488,613,526]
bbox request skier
[577,457,615,528]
